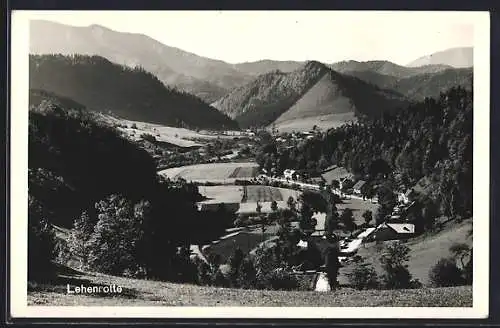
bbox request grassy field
[339,219,473,286]
[242,185,283,202]
[158,162,259,183]
[198,185,245,203]
[272,112,357,133]
[28,266,472,306]
[102,115,239,145]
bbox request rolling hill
[29,54,238,130]
[212,61,409,130]
[407,47,473,68]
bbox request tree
[324,245,341,290]
[66,210,95,269]
[362,210,373,227]
[28,195,57,281]
[287,196,296,211]
[379,241,418,289]
[228,247,245,287]
[331,180,340,190]
[429,257,464,287]
[340,208,356,232]
[271,200,278,213]
[237,257,257,289]
[347,257,379,290]
[84,195,149,277]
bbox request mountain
[387,67,473,101]
[29,54,238,130]
[340,67,473,101]
[330,60,452,79]
[232,60,304,76]
[212,61,409,131]
[407,47,473,68]
[29,20,253,102]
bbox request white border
[9,10,490,319]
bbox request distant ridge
[407,47,473,68]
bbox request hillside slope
[28,264,471,306]
[407,47,473,68]
[29,54,238,130]
[213,61,408,130]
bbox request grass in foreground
[28,267,472,307]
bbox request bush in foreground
[429,257,465,287]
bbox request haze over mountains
[407,47,473,68]
[29,19,473,132]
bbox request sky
[23,10,476,65]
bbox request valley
[25,17,475,310]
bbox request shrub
[429,257,465,287]
[347,258,379,290]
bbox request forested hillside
[258,87,472,221]
[29,54,238,130]
[28,98,232,281]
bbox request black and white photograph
[9,10,490,319]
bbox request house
[398,189,417,204]
[352,180,368,195]
[374,223,415,241]
[284,169,300,180]
[321,166,353,186]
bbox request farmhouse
[352,180,368,195]
[374,222,415,241]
